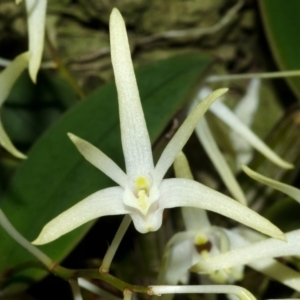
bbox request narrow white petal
[173,152,211,230]
[25,0,47,82]
[173,151,194,180]
[109,8,153,178]
[191,229,300,272]
[68,133,127,187]
[32,187,126,245]
[155,88,228,185]
[159,178,285,241]
[234,79,260,127]
[128,208,163,233]
[242,165,300,203]
[195,116,247,205]
[0,52,30,106]
[208,100,293,169]
[230,79,260,165]
[249,259,300,292]
[0,119,26,159]
[182,207,211,231]
[160,239,194,284]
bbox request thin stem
[52,265,149,294]
[149,285,256,300]
[78,278,121,300]
[69,279,83,300]
[0,209,53,268]
[45,30,86,100]
[100,215,132,273]
[123,289,133,300]
[0,209,147,295]
[206,70,300,82]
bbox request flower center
[134,176,150,212]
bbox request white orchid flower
[158,152,244,286]
[189,165,300,292]
[0,52,30,159]
[202,87,293,170]
[194,84,292,204]
[16,0,47,82]
[33,9,285,245]
[160,153,300,293]
[191,227,300,292]
[159,219,245,285]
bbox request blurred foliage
[260,0,300,101]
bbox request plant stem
[52,265,149,294]
[69,279,83,300]
[0,209,53,268]
[206,70,300,82]
[149,285,256,300]
[45,30,86,100]
[100,215,132,273]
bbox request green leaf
[260,0,300,100]
[0,54,211,287]
[2,71,77,146]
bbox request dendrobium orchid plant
[32,8,285,245]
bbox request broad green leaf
[0,54,211,288]
[2,71,77,146]
[260,1,300,100]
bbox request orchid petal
[154,88,228,186]
[128,207,163,233]
[242,165,300,203]
[25,0,47,82]
[195,115,247,205]
[181,207,211,232]
[191,229,300,272]
[226,227,300,292]
[0,119,26,159]
[174,152,211,230]
[173,151,193,180]
[0,52,29,158]
[230,79,260,165]
[160,238,194,284]
[0,52,30,107]
[109,8,153,178]
[249,259,300,292]
[68,133,127,187]
[32,187,126,245]
[208,99,293,169]
[159,178,285,241]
